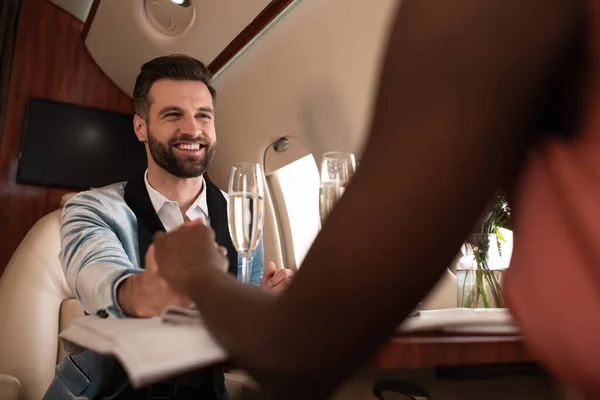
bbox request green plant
[458,192,511,308]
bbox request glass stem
[241,254,249,284]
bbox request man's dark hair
[133,54,217,120]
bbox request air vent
[171,0,192,6]
[143,0,194,37]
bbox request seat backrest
[57,299,84,362]
[0,209,80,400]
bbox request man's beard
[147,128,216,178]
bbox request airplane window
[264,137,319,270]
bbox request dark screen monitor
[17,97,147,190]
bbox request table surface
[371,332,534,369]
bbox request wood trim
[371,333,534,369]
[208,0,295,74]
[0,0,21,143]
[82,0,101,40]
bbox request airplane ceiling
[84,0,278,96]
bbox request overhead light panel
[171,0,191,6]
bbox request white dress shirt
[144,170,209,232]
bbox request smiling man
[42,55,292,400]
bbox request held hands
[152,219,229,295]
[150,218,295,294]
[116,247,193,318]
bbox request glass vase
[456,234,507,308]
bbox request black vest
[123,175,235,398]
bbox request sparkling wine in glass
[227,163,265,284]
[319,151,356,226]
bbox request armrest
[0,374,21,400]
[225,370,261,400]
[373,379,430,400]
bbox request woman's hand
[151,219,229,295]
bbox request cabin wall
[211,0,400,265]
[0,0,133,275]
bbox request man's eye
[197,114,212,119]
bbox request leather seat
[0,207,259,400]
[0,374,21,400]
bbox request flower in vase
[457,192,511,309]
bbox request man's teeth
[177,143,201,150]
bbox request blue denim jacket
[43,182,264,399]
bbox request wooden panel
[371,333,535,369]
[209,0,296,73]
[82,0,101,40]
[0,0,133,275]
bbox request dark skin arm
[153,1,587,398]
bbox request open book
[59,306,227,388]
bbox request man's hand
[260,261,294,292]
[153,219,229,295]
[117,247,192,318]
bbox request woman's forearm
[189,1,583,398]
[188,270,279,367]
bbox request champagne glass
[319,151,356,226]
[227,163,265,284]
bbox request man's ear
[133,114,147,143]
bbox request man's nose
[180,115,201,135]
